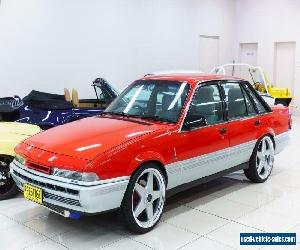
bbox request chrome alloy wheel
[132,168,165,229]
[256,137,274,179]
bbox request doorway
[274,42,296,93]
[239,43,258,65]
[239,43,258,80]
[199,35,220,73]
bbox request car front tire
[0,156,18,200]
[120,163,166,234]
[244,135,275,183]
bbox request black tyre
[0,156,18,200]
[244,136,275,183]
[120,163,166,234]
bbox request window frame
[182,81,226,131]
[241,81,272,114]
[240,83,258,117]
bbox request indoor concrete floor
[1,117,300,250]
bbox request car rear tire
[0,156,18,200]
[120,163,166,234]
[244,136,275,183]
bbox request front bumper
[10,160,129,216]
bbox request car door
[243,81,271,131]
[221,80,261,167]
[173,82,230,186]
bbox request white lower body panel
[166,131,290,190]
[274,131,291,155]
[166,140,256,190]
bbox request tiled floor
[1,116,300,250]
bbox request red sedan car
[11,73,291,233]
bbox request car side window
[244,83,268,113]
[185,84,223,128]
[222,82,248,120]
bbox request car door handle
[254,120,261,126]
[219,128,227,135]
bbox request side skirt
[166,162,249,198]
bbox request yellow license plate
[24,183,43,204]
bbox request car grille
[44,192,80,207]
[13,170,79,196]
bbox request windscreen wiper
[138,115,174,123]
[102,111,128,117]
[102,112,174,123]
[102,111,142,119]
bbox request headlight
[52,168,100,182]
[15,154,26,165]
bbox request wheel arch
[257,131,276,150]
[256,126,276,149]
[129,160,168,186]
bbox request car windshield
[104,80,190,123]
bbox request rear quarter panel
[268,106,290,135]
[255,106,290,140]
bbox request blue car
[0,78,118,129]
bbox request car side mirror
[183,115,207,130]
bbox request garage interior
[0,0,300,249]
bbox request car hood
[0,122,41,137]
[24,116,168,160]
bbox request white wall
[0,0,235,98]
[234,0,300,113]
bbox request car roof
[142,73,242,87]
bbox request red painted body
[15,74,291,181]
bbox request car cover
[22,90,73,110]
[0,97,23,113]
